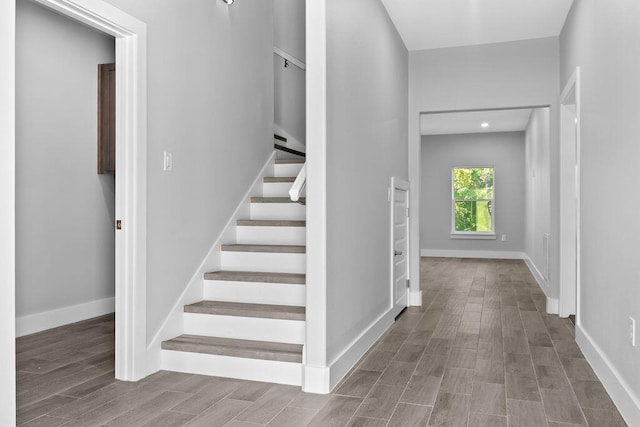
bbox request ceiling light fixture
[481,122,489,128]
[221,0,234,4]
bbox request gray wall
[274,0,305,148]
[421,132,525,253]
[409,37,560,297]
[16,0,115,318]
[99,0,274,341]
[561,1,640,421]
[326,0,408,362]
[274,0,305,61]
[525,108,551,285]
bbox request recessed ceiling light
[481,122,489,128]
[222,0,234,4]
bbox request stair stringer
[145,151,277,375]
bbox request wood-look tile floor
[16,258,627,426]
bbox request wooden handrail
[274,134,287,142]
[274,143,305,158]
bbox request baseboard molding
[16,297,115,337]
[420,249,525,259]
[410,290,422,306]
[327,308,395,392]
[523,254,558,314]
[145,152,277,374]
[303,365,331,394]
[576,325,640,426]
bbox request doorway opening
[419,106,553,304]
[13,0,148,382]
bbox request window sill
[450,233,497,240]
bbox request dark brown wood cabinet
[98,63,115,174]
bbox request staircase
[161,157,307,386]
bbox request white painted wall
[409,37,560,300]
[274,0,305,149]
[325,0,408,374]
[0,0,16,421]
[96,0,274,342]
[16,0,116,330]
[560,1,640,423]
[274,54,305,149]
[524,108,551,289]
[421,132,525,254]
[274,0,305,61]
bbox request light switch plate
[163,151,173,171]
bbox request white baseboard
[327,308,395,392]
[545,297,559,315]
[16,297,115,337]
[576,325,640,426]
[145,152,277,374]
[420,249,525,259]
[410,290,422,306]
[303,365,331,394]
[523,254,558,314]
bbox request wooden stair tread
[204,270,305,284]
[275,158,304,164]
[221,244,305,253]
[162,335,303,363]
[236,220,305,227]
[251,196,306,204]
[185,301,305,320]
[263,177,295,183]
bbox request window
[452,167,495,236]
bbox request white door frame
[0,1,16,423]
[27,0,148,381]
[390,177,410,315]
[559,67,581,320]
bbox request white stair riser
[161,350,302,386]
[262,182,293,197]
[183,312,305,344]
[250,203,306,220]
[221,251,305,274]
[204,280,306,306]
[236,226,306,245]
[274,164,303,177]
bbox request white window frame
[450,166,496,240]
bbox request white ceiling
[381,0,574,51]
[421,109,533,136]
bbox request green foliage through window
[453,168,494,232]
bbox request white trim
[274,47,306,70]
[0,0,16,422]
[146,153,276,375]
[523,254,558,314]
[28,0,148,382]
[410,290,423,306]
[546,297,559,315]
[524,254,548,290]
[451,166,496,235]
[303,365,331,394]
[559,67,581,320]
[304,0,328,394]
[420,249,525,259]
[328,308,395,391]
[16,298,115,337]
[576,326,640,426]
[450,233,496,240]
